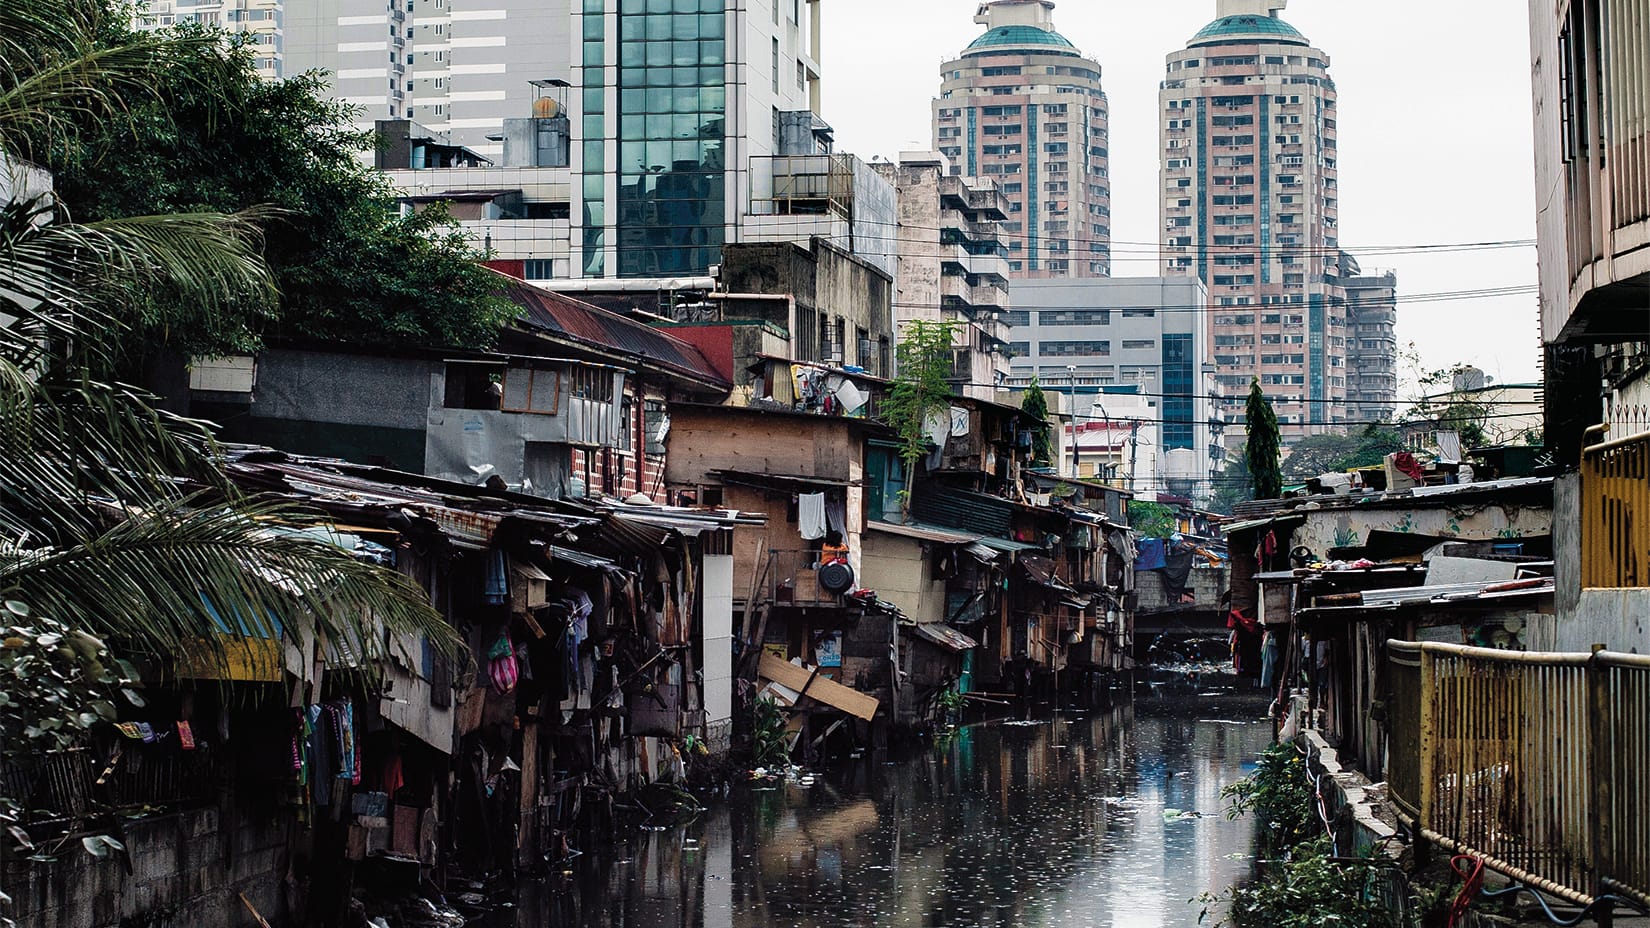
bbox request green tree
[38,12,514,360]
[0,0,458,840]
[1019,376,1054,467]
[1279,425,1403,480]
[883,319,961,499]
[1127,501,1176,539]
[1245,380,1283,501]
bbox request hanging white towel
[798,492,828,540]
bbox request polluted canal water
[510,685,1272,928]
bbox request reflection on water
[523,689,1272,928]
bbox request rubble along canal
[507,684,1272,928]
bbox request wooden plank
[758,653,879,721]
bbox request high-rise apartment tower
[935,0,1111,279]
[1161,0,1351,442]
[138,0,574,160]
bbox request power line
[579,215,1537,261]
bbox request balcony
[750,154,854,220]
[769,549,847,608]
[1581,426,1649,589]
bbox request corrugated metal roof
[866,520,981,545]
[911,489,1016,537]
[974,537,1041,554]
[500,277,730,390]
[911,623,978,653]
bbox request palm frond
[0,494,461,672]
[1,200,279,373]
[0,371,229,544]
[0,4,237,162]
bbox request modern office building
[574,0,825,279]
[372,0,903,286]
[1005,277,1224,502]
[934,0,1112,279]
[1160,0,1354,441]
[874,153,1013,399]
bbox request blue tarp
[1135,537,1167,572]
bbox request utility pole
[1127,420,1141,493]
[1066,365,1079,479]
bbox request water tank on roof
[532,96,562,119]
[1163,448,1201,482]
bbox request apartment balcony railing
[1387,640,1650,908]
[1581,426,1649,589]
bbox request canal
[516,685,1272,928]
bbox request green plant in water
[751,696,790,769]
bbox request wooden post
[1418,645,1438,863]
[1588,644,1610,898]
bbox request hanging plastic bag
[488,632,519,695]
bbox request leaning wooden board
[758,653,880,721]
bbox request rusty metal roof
[499,277,730,391]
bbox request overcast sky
[820,0,1543,392]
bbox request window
[1121,339,1155,350]
[772,38,779,92]
[1039,310,1111,326]
[1039,340,1111,357]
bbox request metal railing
[1,742,222,827]
[1581,426,1650,589]
[1386,640,1650,907]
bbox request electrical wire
[586,210,1537,257]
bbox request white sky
[820,0,1543,390]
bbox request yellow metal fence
[1581,427,1650,589]
[1387,640,1650,907]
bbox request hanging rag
[382,753,404,796]
[339,701,359,784]
[307,705,333,805]
[1260,630,1282,690]
[824,496,847,537]
[563,587,593,691]
[798,492,828,541]
[484,548,509,605]
[177,721,196,751]
[1161,547,1195,600]
[1392,452,1425,481]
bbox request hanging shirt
[798,493,828,541]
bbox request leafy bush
[750,697,790,769]
[1201,836,1399,928]
[1221,742,1320,855]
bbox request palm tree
[0,0,456,674]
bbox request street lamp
[1066,365,1078,479]
[1094,400,1112,481]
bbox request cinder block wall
[5,806,291,928]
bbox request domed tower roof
[1188,13,1309,47]
[964,24,1079,55]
